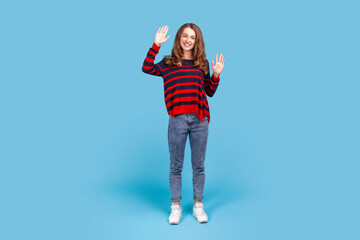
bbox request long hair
[164,23,209,75]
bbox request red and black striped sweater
[142,42,221,123]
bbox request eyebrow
[182,33,195,37]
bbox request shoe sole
[169,221,180,224]
[193,212,208,223]
[169,214,182,224]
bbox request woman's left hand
[212,53,225,78]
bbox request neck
[182,50,193,60]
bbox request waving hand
[154,25,170,47]
[212,53,225,78]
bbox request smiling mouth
[184,43,191,47]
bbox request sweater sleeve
[203,60,220,97]
[142,42,163,77]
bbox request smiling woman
[164,23,211,75]
[141,23,225,225]
[180,27,196,55]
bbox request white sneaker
[193,202,208,223]
[169,203,182,224]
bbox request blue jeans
[168,113,209,202]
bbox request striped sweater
[142,42,220,123]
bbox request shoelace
[195,207,205,215]
[170,209,181,217]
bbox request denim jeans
[168,113,209,202]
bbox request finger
[212,60,214,68]
[216,54,218,63]
[165,25,169,35]
[165,35,170,41]
[220,54,223,62]
[161,26,165,33]
[157,27,161,33]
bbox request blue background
[1,0,359,239]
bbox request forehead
[181,27,196,36]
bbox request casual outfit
[142,42,221,223]
[142,43,220,123]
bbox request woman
[142,23,224,224]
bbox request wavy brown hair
[164,23,209,75]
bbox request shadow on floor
[107,176,247,218]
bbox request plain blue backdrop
[1,0,359,239]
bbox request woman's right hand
[154,25,170,47]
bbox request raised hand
[212,53,225,78]
[155,25,170,47]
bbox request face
[180,27,196,51]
